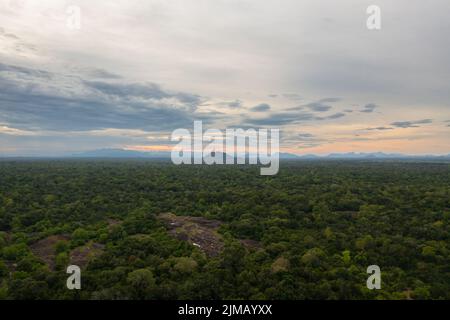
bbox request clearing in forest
[158,212,261,257]
[30,235,104,270]
[158,212,224,257]
[30,235,70,270]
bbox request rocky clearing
[158,212,260,257]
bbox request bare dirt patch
[403,289,414,300]
[158,213,261,257]
[158,213,224,257]
[106,218,122,229]
[30,235,105,270]
[30,235,70,270]
[70,241,105,268]
[239,239,262,250]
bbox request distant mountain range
[70,149,450,160]
[72,149,299,161]
[73,149,170,158]
[292,152,450,160]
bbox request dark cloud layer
[0,63,212,132]
[84,80,202,108]
[0,62,51,79]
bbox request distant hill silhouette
[71,149,450,160]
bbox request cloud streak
[360,103,378,113]
[250,103,271,112]
[365,126,394,131]
[390,119,433,128]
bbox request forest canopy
[0,159,449,300]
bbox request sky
[0,0,449,156]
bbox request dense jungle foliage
[0,160,449,299]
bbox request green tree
[127,269,156,299]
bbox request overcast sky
[1,0,449,156]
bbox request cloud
[305,102,332,112]
[360,103,378,113]
[216,99,242,109]
[365,126,394,131]
[1,1,449,156]
[0,125,37,136]
[321,112,345,120]
[227,100,242,108]
[390,119,433,128]
[0,63,212,132]
[88,69,122,79]
[297,133,314,138]
[0,27,20,39]
[243,112,315,126]
[243,109,346,126]
[250,103,271,112]
[83,80,202,108]
[0,62,51,79]
[318,97,341,103]
[281,132,327,148]
[301,97,340,113]
[193,111,225,121]
[312,112,346,121]
[0,28,37,56]
[287,105,304,111]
